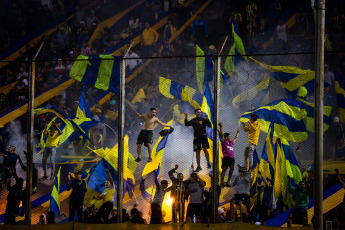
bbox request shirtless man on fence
[135,108,172,162]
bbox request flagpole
[26,42,44,225]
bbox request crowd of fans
[0,0,345,226]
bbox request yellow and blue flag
[70,54,120,93]
[259,124,276,182]
[131,88,146,105]
[75,88,91,119]
[239,99,308,142]
[140,119,173,200]
[224,17,247,76]
[251,58,315,98]
[159,77,203,109]
[232,76,270,109]
[297,97,332,133]
[250,149,260,189]
[49,167,61,216]
[335,71,345,124]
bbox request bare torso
[142,114,159,130]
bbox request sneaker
[207,163,212,169]
[40,176,48,181]
[226,181,231,187]
[50,175,55,181]
[147,157,152,162]
[135,157,141,162]
[194,167,202,172]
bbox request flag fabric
[297,97,332,133]
[250,149,260,189]
[159,77,203,109]
[85,135,137,207]
[196,45,229,93]
[49,167,61,216]
[75,88,92,119]
[335,71,345,123]
[279,139,302,207]
[250,58,315,98]
[140,119,173,200]
[239,99,308,142]
[34,105,94,151]
[224,17,247,76]
[70,54,120,93]
[232,77,270,109]
[259,124,275,182]
[131,88,146,105]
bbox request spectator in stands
[231,165,251,211]
[18,151,38,216]
[334,136,345,160]
[74,5,86,27]
[159,39,174,56]
[163,18,177,40]
[93,169,115,224]
[249,171,275,225]
[8,83,27,105]
[86,10,99,31]
[41,4,53,24]
[168,164,188,223]
[47,210,56,224]
[247,15,257,46]
[324,64,335,88]
[54,58,66,78]
[129,15,140,32]
[275,18,288,43]
[186,172,206,223]
[56,29,69,54]
[191,14,208,49]
[17,65,28,86]
[67,170,87,222]
[108,208,117,223]
[267,0,282,26]
[141,22,159,56]
[131,208,146,224]
[4,176,23,225]
[59,21,72,38]
[3,68,14,86]
[124,48,142,72]
[287,176,309,227]
[245,0,258,21]
[40,121,62,181]
[80,42,91,56]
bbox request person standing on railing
[184,109,212,172]
[135,108,172,162]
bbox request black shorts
[186,203,203,217]
[193,135,209,151]
[150,203,162,224]
[288,206,308,224]
[137,130,153,146]
[222,157,235,168]
[249,204,269,222]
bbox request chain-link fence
[0,48,345,227]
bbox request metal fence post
[314,0,325,229]
[211,56,220,223]
[117,57,125,222]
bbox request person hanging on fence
[231,165,251,212]
[186,172,206,223]
[0,140,19,187]
[135,108,172,163]
[286,176,309,227]
[40,121,62,181]
[150,169,171,224]
[241,114,260,171]
[184,109,212,172]
[67,170,87,222]
[219,122,240,187]
[93,169,115,224]
[249,171,275,226]
[168,164,189,223]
